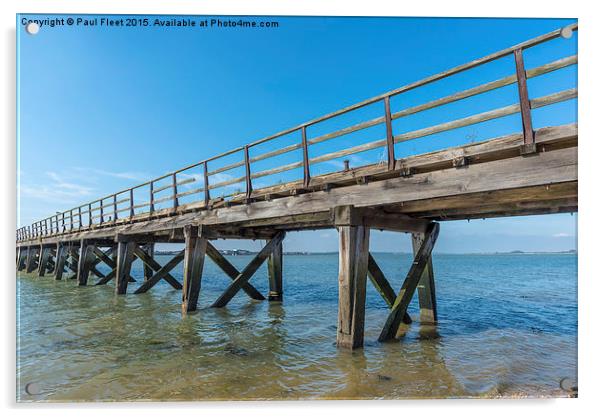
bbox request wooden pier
[16,26,578,349]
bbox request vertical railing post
[172,173,179,209]
[301,126,311,188]
[78,207,82,229]
[244,146,252,200]
[69,210,73,231]
[513,48,535,154]
[61,212,65,232]
[149,181,155,214]
[88,203,92,227]
[203,162,210,208]
[44,219,48,236]
[384,96,395,170]
[113,194,118,222]
[100,200,104,225]
[129,188,135,219]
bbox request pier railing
[16,24,578,242]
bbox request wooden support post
[411,233,438,324]
[205,242,265,300]
[47,248,56,274]
[379,222,440,342]
[54,243,67,280]
[211,231,286,308]
[335,206,370,350]
[142,243,154,281]
[244,145,253,200]
[203,162,210,207]
[17,247,27,271]
[181,225,208,313]
[67,244,79,279]
[111,195,117,221]
[384,96,395,170]
[37,246,51,277]
[149,181,155,214]
[172,173,179,209]
[77,240,95,286]
[267,238,283,301]
[26,246,39,273]
[514,48,536,154]
[301,126,311,188]
[115,240,136,294]
[129,188,135,219]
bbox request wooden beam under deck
[16,124,577,248]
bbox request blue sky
[16,15,577,253]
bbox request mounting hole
[25,22,40,35]
[560,26,573,39]
[25,382,41,395]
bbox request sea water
[16,253,577,401]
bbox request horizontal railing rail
[16,24,578,242]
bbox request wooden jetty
[16,25,578,349]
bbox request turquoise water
[16,253,577,401]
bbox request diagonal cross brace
[205,241,265,301]
[132,244,182,290]
[367,253,412,325]
[211,231,285,308]
[378,222,439,342]
[93,246,136,285]
[134,250,185,294]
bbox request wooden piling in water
[267,239,283,301]
[17,247,27,271]
[77,240,94,286]
[335,206,370,350]
[37,245,51,277]
[181,225,208,314]
[54,243,67,280]
[143,243,155,281]
[25,246,39,273]
[412,232,438,324]
[115,240,136,294]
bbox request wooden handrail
[16,25,578,241]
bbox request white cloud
[553,233,572,238]
[19,171,95,204]
[74,167,150,182]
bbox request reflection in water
[16,253,577,401]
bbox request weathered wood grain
[181,225,208,313]
[211,232,286,308]
[54,243,67,280]
[267,238,283,301]
[133,251,185,294]
[115,241,136,294]
[379,223,439,342]
[412,232,437,324]
[205,242,265,300]
[367,253,412,325]
[336,207,370,349]
[132,244,181,289]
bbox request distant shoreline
[154,249,577,256]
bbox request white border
[2,1,600,416]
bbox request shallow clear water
[16,253,577,401]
